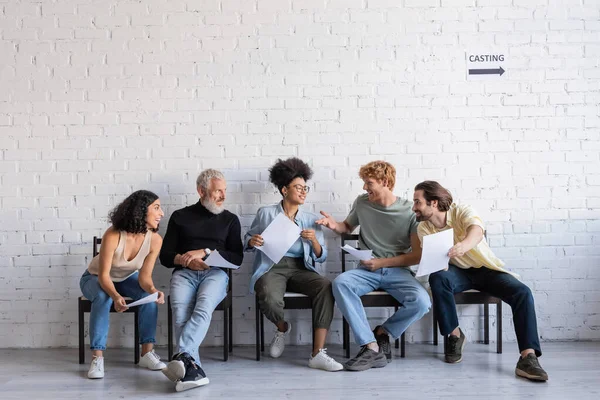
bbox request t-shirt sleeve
[345,197,360,229]
[416,223,426,249]
[408,211,419,235]
[455,204,485,232]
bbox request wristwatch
[203,248,211,260]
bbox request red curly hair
[359,161,396,191]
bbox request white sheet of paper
[416,229,454,277]
[125,292,158,308]
[341,244,373,261]
[255,212,302,264]
[205,250,240,270]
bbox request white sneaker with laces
[138,350,167,370]
[88,356,104,379]
[269,322,291,358]
[308,349,344,372]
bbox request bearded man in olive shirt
[159,169,242,392]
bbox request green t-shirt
[346,194,418,259]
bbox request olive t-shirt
[346,194,419,259]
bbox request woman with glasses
[245,157,343,372]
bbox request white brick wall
[1,0,599,348]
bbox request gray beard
[202,198,225,215]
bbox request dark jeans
[429,264,542,357]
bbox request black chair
[167,267,233,362]
[78,236,140,364]
[431,232,503,354]
[341,234,405,359]
[255,292,313,361]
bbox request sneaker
[445,328,466,364]
[308,349,344,372]
[87,356,104,379]
[161,352,189,382]
[138,350,166,370]
[515,353,549,382]
[344,346,388,371]
[373,325,392,363]
[269,322,291,358]
[175,360,210,392]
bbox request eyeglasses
[290,184,310,193]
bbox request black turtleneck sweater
[159,201,243,271]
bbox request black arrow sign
[468,66,505,76]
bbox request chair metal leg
[484,302,490,344]
[228,302,233,353]
[342,318,347,350]
[223,305,229,362]
[255,297,260,361]
[400,333,405,358]
[497,301,502,354]
[394,306,400,349]
[78,300,85,364]
[432,304,438,346]
[168,297,173,361]
[260,313,265,352]
[343,317,350,359]
[134,310,140,364]
[443,335,448,354]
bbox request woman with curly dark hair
[80,190,167,379]
[245,158,343,372]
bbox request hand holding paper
[255,213,302,264]
[125,292,159,308]
[416,229,454,277]
[205,250,240,269]
[341,244,373,261]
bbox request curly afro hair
[269,157,313,195]
[109,190,159,234]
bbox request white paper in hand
[341,244,373,261]
[125,292,158,308]
[255,212,302,264]
[205,250,240,270]
[416,228,454,277]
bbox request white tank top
[87,231,152,282]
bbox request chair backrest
[340,233,359,273]
[93,236,101,257]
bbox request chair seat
[283,292,308,298]
[454,290,502,304]
[282,292,312,309]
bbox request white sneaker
[308,349,344,372]
[138,350,167,371]
[269,322,291,358]
[88,356,104,379]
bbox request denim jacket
[244,203,328,294]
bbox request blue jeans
[170,267,228,365]
[79,271,157,351]
[429,264,542,356]
[332,267,431,346]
